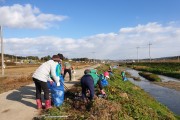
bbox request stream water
[126,69,180,115]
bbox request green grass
[131,62,180,79]
[106,77,175,119]
[138,72,162,82]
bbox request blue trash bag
[123,76,128,81]
[101,78,109,87]
[47,76,64,107]
[99,74,108,87]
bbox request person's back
[121,71,125,77]
[81,74,94,101]
[64,62,71,69]
[89,69,99,86]
[80,69,106,101]
[63,62,72,81]
[33,60,59,83]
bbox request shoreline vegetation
[130,62,180,80]
[36,64,179,120]
[139,72,162,82]
[126,62,180,91]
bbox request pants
[33,78,50,100]
[97,80,103,90]
[81,75,94,100]
[63,69,72,81]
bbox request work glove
[56,82,60,86]
[49,79,54,85]
[100,90,106,95]
[72,70,76,74]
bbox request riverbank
[37,65,178,120]
[129,62,180,79]
[155,81,180,91]
[127,68,180,116]
[126,67,180,92]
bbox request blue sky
[0,0,180,60]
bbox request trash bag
[123,76,128,81]
[101,78,108,87]
[99,74,108,87]
[47,76,64,107]
[109,72,114,76]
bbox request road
[0,64,99,120]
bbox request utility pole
[148,42,152,62]
[12,55,13,62]
[92,52,95,63]
[0,26,4,76]
[136,47,139,62]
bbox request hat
[52,55,61,61]
[58,53,64,60]
[84,69,91,74]
[104,72,109,78]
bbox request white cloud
[120,22,164,33]
[0,4,68,29]
[4,22,180,60]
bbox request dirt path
[0,64,99,120]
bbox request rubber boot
[36,99,42,109]
[45,100,52,109]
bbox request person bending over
[32,55,61,109]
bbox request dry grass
[62,85,123,120]
[0,63,92,94]
[0,74,33,94]
[0,65,39,78]
[155,81,180,91]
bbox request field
[0,62,92,94]
[0,65,38,94]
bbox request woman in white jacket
[32,55,61,109]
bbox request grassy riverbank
[36,64,178,120]
[139,72,162,82]
[131,62,180,79]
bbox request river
[126,69,180,116]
